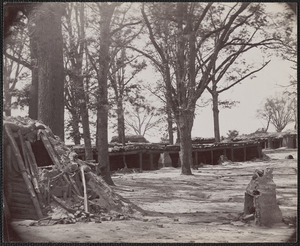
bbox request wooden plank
[39,131,62,168]
[80,165,89,213]
[64,174,82,196]
[11,197,34,205]
[51,194,76,213]
[3,194,11,220]
[4,125,44,219]
[11,185,29,193]
[17,130,31,175]
[25,141,39,178]
[5,145,12,175]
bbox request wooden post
[139,152,143,171]
[243,147,247,161]
[211,150,214,165]
[80,165,89,213]
[123,154,128,169]
[257,143,262,159]
[4,125,44,219]
[231,147,234,162]
[195,151,198,166]
[150,153,154,170]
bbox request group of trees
[3,2,296,181]
[257,92,296,133]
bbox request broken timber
[3,116,143,222]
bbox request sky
[7,2,297,144]
[136,55,296,143]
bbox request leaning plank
[4,125,44,219]
[17,131,41,199]
[50,194,76,213]
[25,141,40,178]
[17,130,31,175]
[80,165,89,213]
[64,174,82,196]
[24,142,41,195]
[39,131,62,168]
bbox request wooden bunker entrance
[3,123,60,220]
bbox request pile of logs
[3,116,141,223]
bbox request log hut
[3,116,137,222]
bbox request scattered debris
[3,116,144,225]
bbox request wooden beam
[39,131,62,168]
[150,153,154,170]
[4,125,44,219]
[194,151,198,166]
[139,152,143,171]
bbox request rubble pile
[3,116,143,225]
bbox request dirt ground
[9,148,297,243]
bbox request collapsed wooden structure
[3,117,137,221]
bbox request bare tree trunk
[176,110,194,175]
[166,101,173,144]
[3,65,11,116]
[79,99,93,159]
[212,92,221,142]
[70,109,81,145]
[35,3,65,140]
[96,3,116,185]
[28,22,38,120]
[117,98,126,145]
[77,3,93,160]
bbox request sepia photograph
[2,1,297,243]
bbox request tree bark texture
[74,3,93,160]
[28,18,38,120]
[35,3,65,140]
[176,110,194,175]
[96,3,116,185]
[117,98,126,145]
[166,100,174,145]
[212,92,221,142]
[70,108,81,145]
[3,65,11,116]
